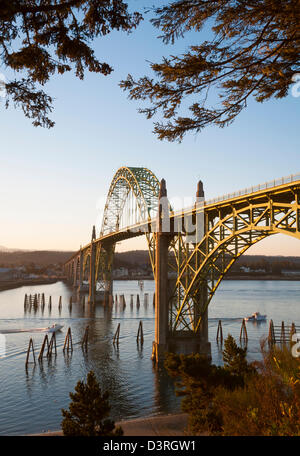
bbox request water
[0,279,299,435]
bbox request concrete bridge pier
[88,226,96,304]
[152,178,211,363]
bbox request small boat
[47,324,64,333]
[245,312,266,322]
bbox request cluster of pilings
[24,293,46,312]
[24,294,65,313]
[24,294,89,314]
[25,325,90,367]
[114,293,154,310]
[113,320,144,347]
[268,320,300,346]
[216,318,248,345]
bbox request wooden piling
[130,294,134,307]
[48,296,52,309]
[268,319,275,346]
[113,323,120,345]
[25,338,36,366]
[239,318,248,343]
[290,322,296,340]
[63,327,73,353]
[216,320,223,343]
[38,334,49,361]
[153,292,155,307]
[81,326,89,350]
[136,321,144,344]
[69,296,72,310]
[136,294,140,307]
[58,296,62,310]
[47,332,57,357]
[24,294,28,309]
[280,321,286,344]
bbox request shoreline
[0,278,60,292]
[28,413,189,437]
[0,276,299,293]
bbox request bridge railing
[205,172,300,206]
[115,172,300,232]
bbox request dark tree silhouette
[120,0,300,142]
[61,370,123,436]
[0,0,142,127]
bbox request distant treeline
[0,249,300,274]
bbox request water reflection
[1,279,299,434]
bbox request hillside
[0,248,300,273]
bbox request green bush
[165,335,300,435]
[61,371,123,436]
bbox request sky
[0,2,299,256]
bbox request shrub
[61,371,123,436]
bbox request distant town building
[240,266,250,273]
[282,269,300,276]
[112,267,129,278]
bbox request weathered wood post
[63,327,73,353]
[81,326,89,350]
[58,296,62,310]
[239,318,248,343]
[38,334,49,361]
[268,319,275,346]
[47,332,57,357]
[25,338,36,366]
[216,320,223,343]
[137,321,144,345]
[113,323,120,345]
[280,321,286,344]
[136,294,140,308]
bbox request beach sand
[29,413,189,436]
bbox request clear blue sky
[0,2,299,255]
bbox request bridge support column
[77,248,84,293]
[152,179,171,363]
[88,226,96,304]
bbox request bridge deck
[65,173,300,264]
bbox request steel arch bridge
[65,167,300,361]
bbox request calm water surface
[0,279,299,435]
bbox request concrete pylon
[88,226,96,304]
[77,247,84,293]
[152,178,170,363]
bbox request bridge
[64,167,300,362]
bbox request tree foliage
[0,0,142,127]
[164,336,254,434]
[61,370,123,436]
[121,0,300,142]
[165,336,300,435]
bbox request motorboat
[47,324,64,333]
[245,312,266,322]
